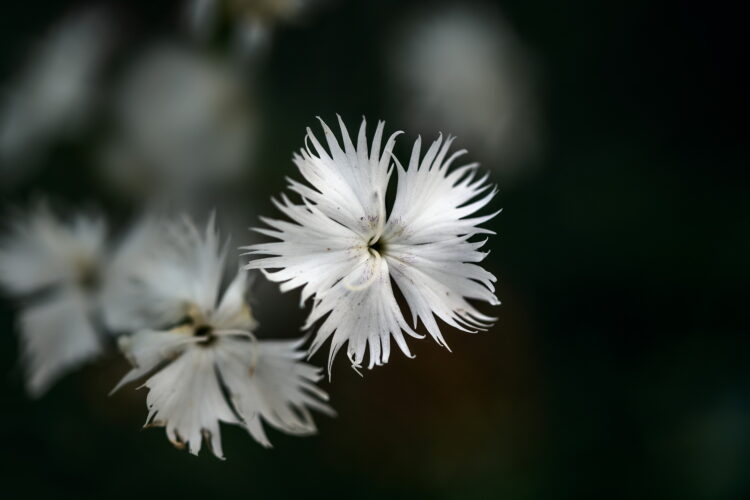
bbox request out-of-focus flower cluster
[388,3,542,180]
[102,44,256,201]
[0,9,111,184]
[0,0,515,459]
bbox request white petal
[212,267,257,331]
[19,288,102,398]
[111,327,194,394]
[305,254,420,373]
[215,337,334,445]
[140,346,238,459]
[288,116,398,239]
[385,236,498,347]
[244,195,367,305]
[119,215,228,327]
[99,216,167,333]
[382,135,500,346]
[383,134,499,244]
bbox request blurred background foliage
[1,0,748,498]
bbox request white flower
[0,9,111,183]
[245,117,500,374]
[101,44,255,201]
[0,204,160,397]
[113,216,333,458]
[388,4,541,178]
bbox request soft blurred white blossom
[114,216,333,458]
[0,9,111,184]
[0,205,162,397]
[101,44,256,201]
[389,4,541,178]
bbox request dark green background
[1,0,748,498]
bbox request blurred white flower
[113,216,333,458]
[188,0,310,54]
[245,117,499,374]
[0,9,111,183]
[102,44,255,201]
[389,4,541,178]
[0,205,161,397]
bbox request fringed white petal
[383,134,499,244]
[141,347,239,459]
[289,116,398,239]
[215,337,334,445]
[111,327,194,394]
[121,214,228,327]
[244,195,367,305]
[382,135,500,348]
[115,331,333,455]
[305,254,420,373]
[385,236,499,348]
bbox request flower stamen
[214,329,260,375]
[343,250,381,292]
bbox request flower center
[368,237,386,255]
[194,324,217,346]
[76,258,101,292]
[79,266,101,291]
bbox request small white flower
[0,204,160,397]
[245,117,500,374]
[0,9,111,183]
[113,216,333,458]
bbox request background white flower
[101,44,256,202]
[0,204,161,397]
[387,3,541,181]
[245,117,500,374]
[113,216,333,458]
[0,9,111,184]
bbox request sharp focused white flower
[388,4,541,178]
[113,216,333,458]
[245,117,500,374]
[0,9,111,183]
[0,205,161,397]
